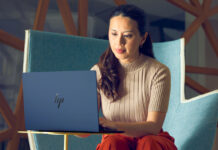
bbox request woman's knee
[136,135,162,150]
[97,135,131,150]
[137,135,177,150]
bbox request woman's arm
[100,111,166,137]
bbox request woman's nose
[117,35,125,46]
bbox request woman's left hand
[99,117,118,130]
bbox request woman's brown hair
[98,4,154,101]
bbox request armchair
[23,30,218,150]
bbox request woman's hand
[99,112,166,137]
[99,117,118,130]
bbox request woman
[85,4,177,150]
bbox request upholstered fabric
[153,39,218,150]
[24,30,218,150]
[24,30,107,72]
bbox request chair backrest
[24,30,108,72]
[153,38,218,150]
[25,30,218,150]
[153,39,184,132]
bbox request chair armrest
[164,90,218,150]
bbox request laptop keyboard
[99,125,124,133]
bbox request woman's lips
[116,49,125,54]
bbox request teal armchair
[23,30,218,150]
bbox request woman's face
[108,15,146,64]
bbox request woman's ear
[140,32,148,46]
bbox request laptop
[22,71,123,133]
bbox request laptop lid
[22,71,99,132]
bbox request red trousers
[96,130,177,150]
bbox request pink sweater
[91,54,171,123]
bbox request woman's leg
[136,131,177,150]
[96,134,136,150]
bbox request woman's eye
[111,33,117,36]
[123,34,132,38]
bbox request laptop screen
[22,71,99,132]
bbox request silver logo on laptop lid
[54,93,64,109]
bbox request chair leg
[27,132,37,150]
[64,134,68,150]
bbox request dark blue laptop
[22,71,122,133]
